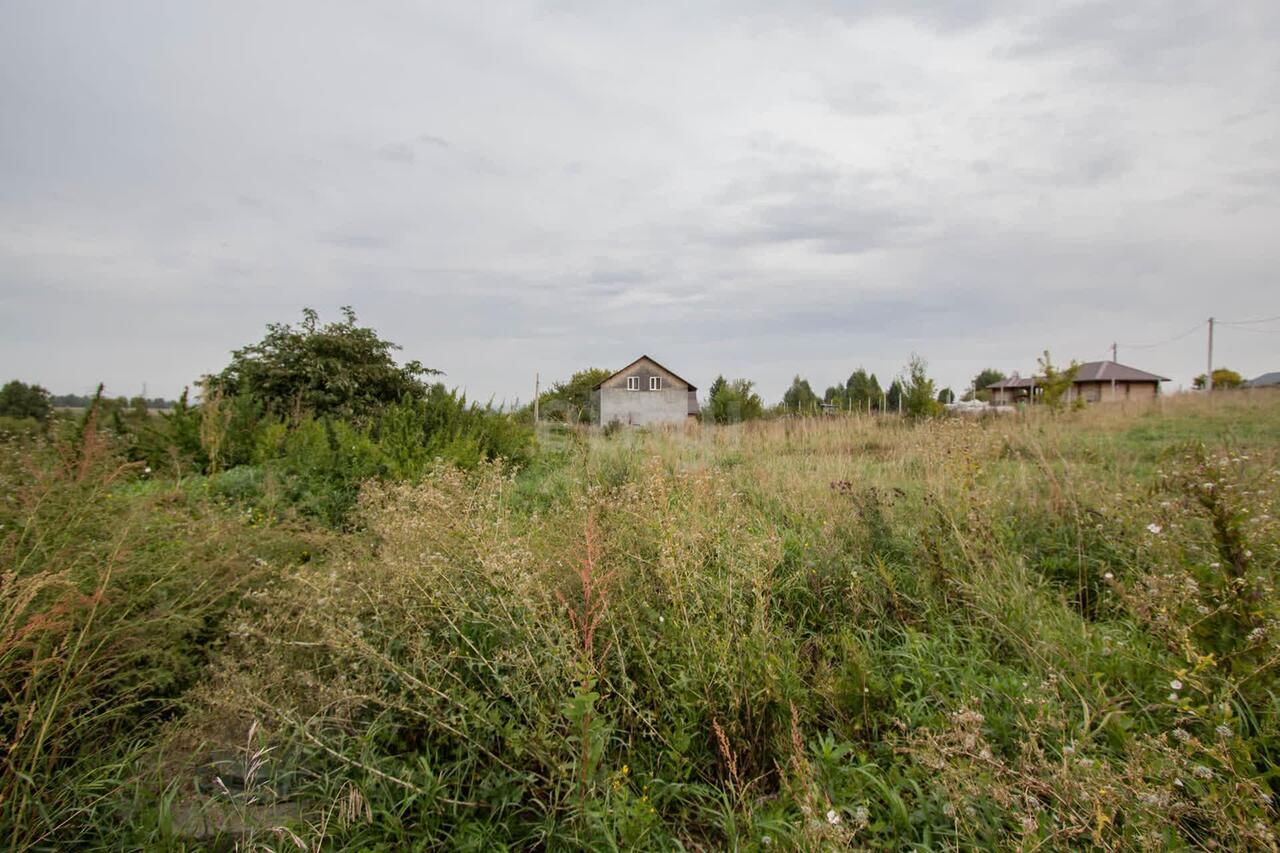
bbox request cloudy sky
[3,1,1279,403]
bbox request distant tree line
[49,393,177,410]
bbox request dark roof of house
[1245,371,1280,388]
[1072,361,1170,382]
[986,376,1035,389]
[593,355,698,392]
[985,361,1169,389]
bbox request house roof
[593,354,698,392]
[1072,361,1170,383]
[985,361,1169,389]
[986,376,1036,389]
[1245,371,1280,388]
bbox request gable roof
[593,355,698,391]
[1245,371,1280,388]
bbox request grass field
[3,392,1278,849]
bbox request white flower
[658,615,664,623]
[853,805,869,825]
[1104,572,1114,580]
[1146,523,1163,535]
[761,836,773,847]
[826,809,841,825]
[143,466,152,474]
[1215,724,1232,740]
[1170,679,1183,691]
[1168,692,1179,702]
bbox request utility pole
[1206,317,1215,392]
[1111,342,1117,363]
[533,372,540,424]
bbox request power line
[1220,323,1280,336]
[1118,321,1206,350]
[1218,313,1280,326]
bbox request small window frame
[649,376,662,391]
[627,376,639,391]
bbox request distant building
[985,361,1169,404]
[986,375,1036,405]
[1070,361,1169,402]
[1244,372,1280,389]
[593,355,699,427]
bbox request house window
[650,376,662,391]
[627,376,639,391]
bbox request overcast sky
[3,1,1279,403]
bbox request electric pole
[1111,342,1117,363]
[1206,318,1215,392]
[534,372,540,424]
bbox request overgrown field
[4,394,1279,850]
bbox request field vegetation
[2,331,1278,849]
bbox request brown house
[985,361,1169,405]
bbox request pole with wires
[1206,318,1214,392]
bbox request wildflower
[1247,626,1265,644]
[826,809,841,826]
[1104,571,1114,580]
[853,805,869,825]
[761,836,773,848]
[1215,724,1232,740]
[1170,679,1183,691]
[1168,693,1179,702]
[1172,727,1190,742]
[1146,523,1163,535]
[1063,745,1075,756]
[143,465,152,474]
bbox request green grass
[3,392,1278,850]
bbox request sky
[3,0,1279,404]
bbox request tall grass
[174,393,1278,849]
[0,414,323,849]
[5,391,1277,848]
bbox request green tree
[709,378,764,424]
[1192,368,1244,390]
[885,379,903,413]
[1036,351,1080,411]
[901,354,943,419]
[208,307,438,423]
[0,380,52,421]
[782,376,820,414]
[537,368,613,423]
[937,387,955,404]
[970,368,1007,402]
[845,368,882,411]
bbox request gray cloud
[2,0,1279,403]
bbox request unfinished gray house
[593,355,699,427]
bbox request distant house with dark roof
[985,361,1169,405]
[593,355,699,427]
[986,375,1036,405]
[1244,372,1280,389]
